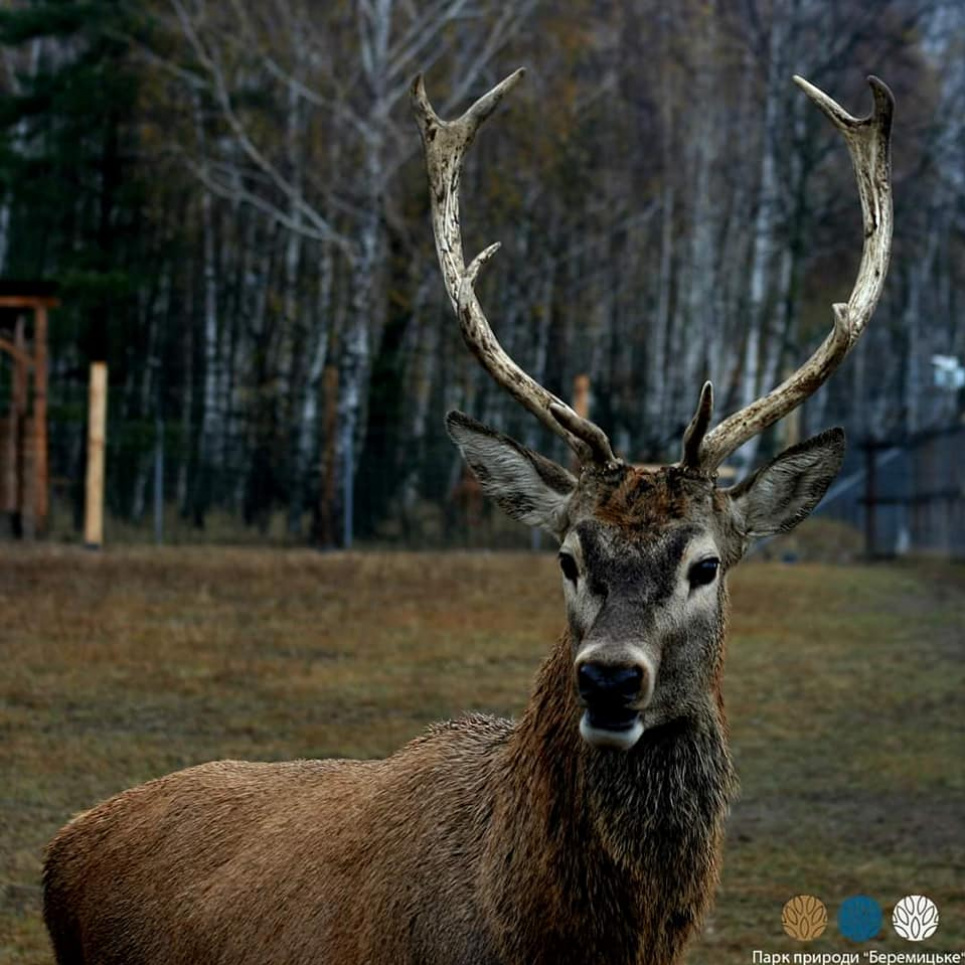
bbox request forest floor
[1,548,963,963]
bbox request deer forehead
[566,520,721,598]
[566,465,735,542]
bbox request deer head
[413,69,892,751]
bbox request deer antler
[411,69,618,467]
[684,75,894,472]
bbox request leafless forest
[1,0,963,543]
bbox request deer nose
[577,663,645,707]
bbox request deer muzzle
[575,656,655,751]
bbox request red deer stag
[43,69,893,965]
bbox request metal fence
[817,423,965,560]
[34,411,540,549]
[12,395,965,556]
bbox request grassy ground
[1,548,962,963]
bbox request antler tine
[696,75,894,472]
[411,70,618,467]
[681,382,714,469]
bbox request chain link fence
[39,409,541,549]
[13,384,965,557]
[816,423,965,560]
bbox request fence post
[84,362,108,549]
[571,373,591,479]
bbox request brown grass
[1,548,963,962]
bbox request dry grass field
[1,547,963,963]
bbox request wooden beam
[0,296,60,308]
[84,362,108,549]
[1,319,27,516]
[0,336,34,367]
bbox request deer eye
[558,552,579,583]
[688,558,720,589]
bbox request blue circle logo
[838,895,883,942]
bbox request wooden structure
[0,281,57,538]
[84,363,108,548]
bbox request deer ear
[446,410,576,538]
[727,428,845,540]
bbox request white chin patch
[579,712,644,751]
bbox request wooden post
[571,374,591,475]
[2,317,26,516]
[33,304,48,533]
[0,407,14,514]
[573,373,590,421]
[84,362,108,549]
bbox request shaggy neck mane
[479,633,736,965]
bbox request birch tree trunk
[288,242,333,535]
[645,185,674,454]
[192,92,223,524]
[903,231,938,434]
[734,7,788,469]
[281,69,309,535]
[334,235,376,546]
[131,261,171,522]
[399,273,436,522]
[682,2,719,399]
[176,260,195,515]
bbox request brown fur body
[43,439,848,965]
[44,628,734,965]
[45,61,877,960]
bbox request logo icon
[893,895,939,941]
[782,895,828,940]
[838,895,883,942]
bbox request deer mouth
[579,708,644,750]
